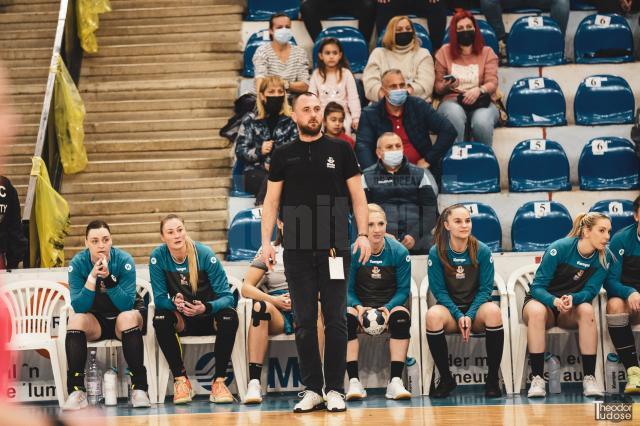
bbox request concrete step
[109,0,238,8]
[0,37,54,49]
[81,88,236,104]
[68,194,227,216]
[83,52,239,66]
[83,136,229,153]
[6,66,51,80]
[0,11,57,25]
[63,168,230,185]
[2,58,50,69]
[85,148,231,162]
[84,117,228,134]
[65,241,228,262]
[8,82,47,96]
[12,123,39,136]
[95,41,242,57]
[80,156,230,174]
[98,31,241,47]
[97,21,242,37]
[4,143,36,156]
[79,77,238,95]
[0,1,63,14]
[81,128,226,142]
[64,186,228,203]
[84,98,234,113]
[69,209,229,230]
[65,229,227,247]
[86,107,233,122]
[84,70,239,83]
[2,163,31,176]
[101,5,243,21]
[0,47,50,60]
[62,176,230,195]
[0,27,57,40]
[81,59,242,78]
[10,102,47,115]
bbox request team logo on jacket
[326,157,335,169]
[371,266,382,279]
[124,263,132,271]
[619,249,624,256]
[456,266,466,280]
[179,273,189,287]
[573,270,585,281]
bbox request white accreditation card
[329,256,345,280]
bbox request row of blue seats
[243,13,634,76]
[226,198,636,259]
[442,138,639,193]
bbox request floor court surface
[26,385,640,425]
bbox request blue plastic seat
[462,202,502,252]
[574,75,634,125]
[511,201,573,252]
[589,199,636,236]
[230,159,253,198]
[575,14,633,64]
[442,20,499,56]
[246,0,299,21]
[570,0,597,10]
[578,137,640,191]
[508,139,571,192]
[227,208,262,261]
[313,26,369,73]
[441,142,500,194]
[507,16,565,66]
[376,22,433,53]
[507,77,567,127]
[243,29,298,77]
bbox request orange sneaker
[173,376,194,404]
[210,379,234,403]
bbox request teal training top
[606,223,640,299]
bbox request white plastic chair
[157,276,247,403]
[0,280,70,407]
[507,263,604,393]
[420,273,513,395]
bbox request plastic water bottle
[103,368,118,406]
[605,353,620,394]
[545,352,561,394]
[405,357,420,396]
[86,350,103,405]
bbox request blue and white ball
[362,309,386,336]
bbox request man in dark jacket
[362,133,439,254]
[0,175,27,269]
[356,69,456,181]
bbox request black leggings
[243,168,268,205]
[376,0,447,51]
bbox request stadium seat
[511,200,573,252]
[574,75,634,125]
[442,19,499,56]
[507,16,565,66]
[506,77,567,127]
[227,208,264,261]
[570,0,597,10]
[243,29,298,77]
[441,142,500,194]
[574,14,633,64]
[313,26,369,73]
[245,0,299,21]
[231,159,254,197]
[578,137,640,191]
[377,22,433,53]
[508,139,571,192]
[462,202,503,252]
[589,199,636,236]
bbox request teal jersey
[149,241,235,314]
[348,236,411,310]
[68,247,140,314]
[427,241,494,321]
[530,237,610,308]
[606,223,640,299]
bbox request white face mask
[273,28,293,45]
[382,150,403,167]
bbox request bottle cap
[406,357,416,366]
[607,353,620,363]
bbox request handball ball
[362,309,386,336]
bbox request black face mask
[395,32,414,47]
[457,30,475,47]
[264,95,285,115]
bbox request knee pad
[152,310,177,331]
[607,313,630,327]
[347,313,359,341]
[252,300,271,327]
[216,308,239,333]
[388,310,411,340]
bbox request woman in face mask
[235,76,298,204]
[434,9,500,147]
[362,15,435,103]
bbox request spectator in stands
[425,204,504,398]
[242,219,325,404]
[583,0,639,14]
[363,16,435,102]
[434,10,500,147]
[362,133,438,254]
[0,175,27,269]
[235,76,298,204]
[323,102,355,148]
[345,203,413,401]
[376,0,447,52]
[523,212,610,398]
[151,215,239,405]
[479,0,570,61]
[309,38,361,137]
[604,195,640,394]
[356,69,457,180]
[300,0,376,45]
[63,220,151,410]
[252,12,310,94]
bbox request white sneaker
[583,375,604,397]
[527,375,546,398]
[131,389,151,408]
[345,378,367,401]
[63,390,88,411]
[244,379,263,404]
[385,377,411,400]
[293,390,325,413]
[325,390,346,412]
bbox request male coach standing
[261,92,371,413]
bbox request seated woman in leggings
[151,214,239,404]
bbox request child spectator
[323,102,355,149]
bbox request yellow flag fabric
[31,157,71,268]
[54,56,88,174]
[76,0,111,54]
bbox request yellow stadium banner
[30,157,71,268]
[76,0,112,54]
[54,56,88,174]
